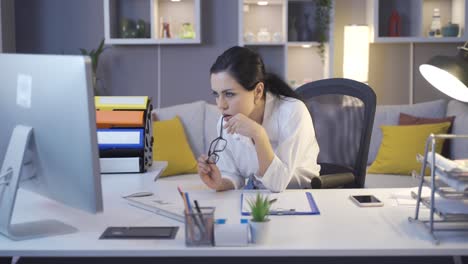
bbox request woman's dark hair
[210,46,301,100]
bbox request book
[96,110,145,128]
[100,157,143,173]
[241,191,320,216]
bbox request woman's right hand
[197,154,223,190]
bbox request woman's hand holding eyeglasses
[197,154,223,190]
[223,114,264,141]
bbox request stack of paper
[424,152,468,192]
[95,96,153,173]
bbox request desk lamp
[419,41,468,102]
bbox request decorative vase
[249,219,270,244]
[288,16,298,41]
[296,13,312,41]
[135,19,147,38]
[244,31,255,43]
[272,32,282,42]
[120,18,136,38]
[257,28,271,42]
[442,22,459,37]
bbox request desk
[1,170,468,259]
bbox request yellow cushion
[368,122,451,175]
[153,116,197,177]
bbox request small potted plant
[79,39,106,95]
[248,193,274,244]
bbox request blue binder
[241,192,320,216]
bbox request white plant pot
[249,219,270,244]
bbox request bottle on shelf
[388,10,401,37]
[429,8,442,37]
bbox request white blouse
[216,92,320,192]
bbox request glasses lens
[208,153,219,164]
[213,138,227,152]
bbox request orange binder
[96,111,144,128]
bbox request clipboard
[241,191,320,216]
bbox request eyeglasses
[207,117,227,164]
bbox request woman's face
[210,72,257,120]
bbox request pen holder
[184,206,215,247]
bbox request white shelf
[104,0,201,45]
[238,0,334,84]
[374,36,467,43]
[367,0,468,43]
[243,41,286,46]
[287,41,320,47]
[105,38,200,45]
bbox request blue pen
[185,192,205,237]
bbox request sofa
[152,99,468,189]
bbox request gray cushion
[447,100,468,159]
[204,103,221,154]
[368,99,447,165]
[154,101,206,158]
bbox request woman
[197,46,320,192]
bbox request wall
[15,0,463,106]
[1,0,16,52]
[15,0,238,108]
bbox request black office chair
[296,78,376,188]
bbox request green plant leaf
[95,39,105,56]
[248,193,271,222]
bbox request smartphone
[349,195,383,207]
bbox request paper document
[241,191,319,215]
[422,152,468,192]
[391,187,434,207]
[426,152,468,177]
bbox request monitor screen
[0,53,103,240]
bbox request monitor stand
[0,125,78,240]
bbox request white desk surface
[1,168,468,257]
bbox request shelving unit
[103,0,201,45]
[238,0,334,89]
[366,0,467,104]
[367,0,468,43]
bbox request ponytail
[263,73,302,101]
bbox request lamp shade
[419,47,468,102]
[343,25,369,83]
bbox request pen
[185,192,203,240]
[194,200,206,232]
[177,187,189,213]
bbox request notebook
[241,191,320,216]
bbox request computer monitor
[0,53,103,240]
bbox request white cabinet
[367,0,468,43]
[238,0,334,88]
[104,0,201,45]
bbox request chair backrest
[296,78,376,188]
